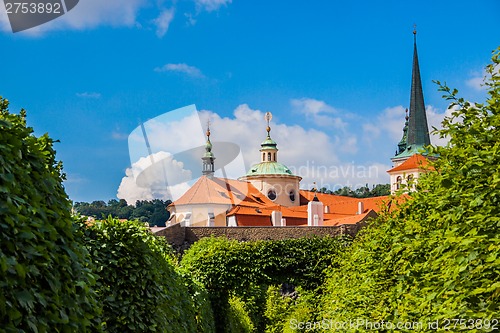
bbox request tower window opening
[273,152,276,161]
[268,152,271,161]
[263,153,265,161]
[396,176,402,190]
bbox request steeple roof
[394,30,431,159]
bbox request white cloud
[1,0,147,34]
[426,104,456,146]
[154,63,205,78]
[291,98,347,129]
[118,101,456,203]
[465,69,487,92]
[76,92,101,99]
[195,0,232,12]
[117,152,192,205]
[154,8,175,38]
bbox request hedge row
[0,99,215,333]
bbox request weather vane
[264,112,272,135]
[206,118,211,138]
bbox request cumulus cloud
[117,100,455,202]
[291,98,347,129]
[154,63,205,78]
[117,152,193,205]
[154,8,175,38]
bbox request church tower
[388,29,432,193]
[202,122,215,178]
[239,112,302,207]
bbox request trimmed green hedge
[181,236,349,332]
[79,217,213,332]
[0,98,99,332]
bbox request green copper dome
[260,135,277,150]
[246,161,293,176]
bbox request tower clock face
[267,189,277,201]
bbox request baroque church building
[167,31,433,227]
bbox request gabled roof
[169,176,273,207]
[387,154,430,173]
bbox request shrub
[0,98,99,332]
[181,235,349,332]
[79,217,199,332]
[320,48,500,328]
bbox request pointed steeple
[393,28,431,160]
[407,28,430,148]
[202,121,215,177]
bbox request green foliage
[74,199,170,226]
[177,270,216,333]
[79,217,200,332]
[315,184,390,197]
[320,48,500,330]
[264,286,320,333]
[226,295,255,333]
[181,236,349,332]
[0,98,99,332]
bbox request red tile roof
[387,154,431,173]
[170,176,273,207]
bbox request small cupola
[260,112,278,163]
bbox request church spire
[407,27,430,148]
[202,120,215,177]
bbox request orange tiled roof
[387,154,431,173]
[323,209,378,226]
[169,176,273,207]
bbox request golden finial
[206,119,211,138]
[264,112,272,135]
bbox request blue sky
[1,0,499,203]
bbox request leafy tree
[79,217,203,333]
[0,98,99,332]
[321,48,500,329]
[74,199,171,226]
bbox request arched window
[289,190,295,202]
[262,153,265,161]
[273,152,276,161]
[396,176,402,190]
[407,174,414,182]
[268,152,271,161]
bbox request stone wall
[154,223,365,248]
